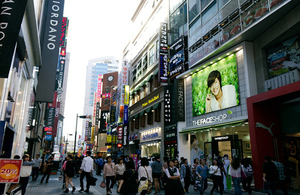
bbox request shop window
[130,120,134,131]
[135,118,139,129]
[136,90,140,102]
[140,115,146,127]
[155,108,161,122]
[147,112,153,125]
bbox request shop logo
[192,114,228,126]
[143,133,159,140]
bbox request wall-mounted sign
[192,114,228,126]
[124,85,130,105]
[44,127,52,132]
[60,17,68,47]
[85,121,89,141]
[142,94,160,107]
[96,75,103,102]
[212,135,234,141]
[0,159,22,183]
[165,132,176,139]
[164,87,171,123]
[164,140,177,145]
[100,111,109,132]
[143,132,159,140]
[169,36,186,79]
[102,93,111,99]
[159,22,168,53]
[176,79,185,121]
[123,125,128,146]
[140,128,161,142]
[124,105,129,125]
[159,54,168,83]
[117,126,123,140]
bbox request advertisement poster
[266,35,300,78]
[192,54,239,116]
[130,154,138,170]
[0,159,22,183]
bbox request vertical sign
[60,17,68,47]
[36,0,65,102]
[124,105,129,125]
[124,85,130,105]
[123,125,128,146]
[91,127,95,142]
[0,0,29,78]
[93,93,97,126]
[95,102,100,128]
[164,86,171,123]
[169,36,185,79]
[96,75,102,102]
[176,79,185,121]
[52,102,60,137]
[85,121,89,141]
[159,22,168,83]
[117,126,123,140]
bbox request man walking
[79,151,94,193]
[263,155,278,195]
[32,154,42,181]
[272,157,289,195]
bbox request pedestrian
[63,154,76,193]
[151,156,162,194]
[241,158,253,195]
[40,156,54,183]
[103,156,116,195]
[217,155,226,193]
[209,159,223,195]
[165,159,184,195]
[180,158,193,193]
[124,155,129,162]
[119,160,138,195]
[196,158,210,195]
[98,157,104,175]
[32,154,42,181]
[174,159,180,169]
[116,157,126,193]
[78,151,94,193]
[192,158,200,179]
[138,157,153,195]
[228,158,242,195]
[223,154,231,192]
[263,155,278,195]
[272,157,288,195]
[61,157,68,189]
[161,157,169,188]
[15,154,35,195]
[179,157,185,167]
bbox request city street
[19,171,294,195]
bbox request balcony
[264,69,300,92]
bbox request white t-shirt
[209,85,237,111]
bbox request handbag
[100,178,106,188]
[89,175,98,186]
[138,167,152,194]
[43,164,48,173]
[20,166,32,177]
[194,166,204,191]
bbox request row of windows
[130,107,161,131]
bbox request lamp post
[74,114,91,155]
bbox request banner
[60,17,68,47]
[55,53,66,93]
[96,75,103,102]
[124,105,129,125]
[124,85,130,105]
[0,159,22,183]
[117,126,123,140]
[85,121,89,141]
[52,102,60,137]
[91,127,95,142]
[0,0,29,78]
[36,0,65,102]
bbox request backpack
[98,159,104,166]
[245,165,253,177]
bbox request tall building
[81,56,119,142]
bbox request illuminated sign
[44,127,52,132]
[192,114,228,126]
[124,85,130,105]
[142,94,160,107]
[117,143,122,148]
[96,75,103,102]
[102,93,111,99]
[159,54,168,83]
[117,126,123,140]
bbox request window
[104,98,110,106]
[140,115,146,127]
[201,0,213,10]
[147,112,153,125]
[156,40,159,59]
[218,0,230,9]
[202,0,217,24]
[142,54,148,72]
[169,2,188,44]
[135,118,139,129]
[130,120,134,131]
[154,74,159,88]
[170,0,185,14]
[149,46,155,65]
[189,0,201,22]
[155,107,161,122]
[189,16,201,36]
[132,67,137,82]
[105,86,109,93]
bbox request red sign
[117,143,122,148]
[46,131,52,135]
[44,127,52,132]
[117,126,123,140]
[101,93,111,99]
[0,159,22,183]
[96,75,102,102]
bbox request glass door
[231,139,243,159]
[204,142,212,165]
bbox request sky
[62,0,140,140]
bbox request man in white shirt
[79,151,94,192]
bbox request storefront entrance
[204,135,243,162]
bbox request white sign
[192,114,227,126]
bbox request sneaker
[78,189,84,192]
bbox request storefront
[140,126,162,158]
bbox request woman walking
[63,155,76,193]
[209,159,224,195]
[138,157,153,195]
[40,156,54,183]
[151,156,162,194]
[241,159,253,195]
[17,154,35,195]
[180,158,193,193]
[115,157,126,193]
[192,158,200,178]
[165,159,184,195]
[103,156,116,195]
[196,159,210,195]
[119,160,138,195]
[228,158,242,195]
[174,159,180,169]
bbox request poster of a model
[192,54,239,116]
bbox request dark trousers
[80,171,91,190]
[200,178,208,195]
[106,176,115,192]
[32,167,39,180]
[184,176,190,193]
[41,170,51,183]
[211,176,223,195]
[16,177,29,195]
[263,180,276,195]
[242,177,252,194]
[278,180,289,195]
[141,190,147,195]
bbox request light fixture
[232,126,235,128]
[203,66,206,68]
[235,132,238,133]
[218,57,221,60]
[210,62,213,64]
[245,122,248,124]
[227,53,230,55]
[152,110,154,112]
[236,48,240,51]
[185,75,188,78]
[197,69,199,71]
[223,127,225,129]
[226,133,229,134]
[145,113,147,115]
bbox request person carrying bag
[138,158,153,195]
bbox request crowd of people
[4,152,290,195]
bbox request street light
[74,114,91,155]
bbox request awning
[152,102,161,110]
[179,118,247,135]
[139,111,145,117]
[130,117,133,121]
[153,69,159,76]
[145,107,152,113]
[136,86,141,91]
[134,114,139,119]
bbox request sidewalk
[21,172,299,195]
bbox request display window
[141,142,161,158]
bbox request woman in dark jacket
[119,160,138,195]
[180,158,193,193]
[64,154,76,193]
[40,156,54,183]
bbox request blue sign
[143,132,159,140]
[124,105,128,125]
[45,135,52,141]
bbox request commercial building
[175,0,300,190]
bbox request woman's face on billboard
[192,138,198,149]
[210,78,221,96]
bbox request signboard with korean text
[102,93,111,99]
[60,17,68,47]
[0,159,22,183]
[124,85,130,105]
[117,126,123,141]
[124,105,129,125]
[96,75,103,102]
[164,86,172,124]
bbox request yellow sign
[107,135,112,143]
[124,85,130,105]
[91,127,95,142]
[142,94,160,107]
